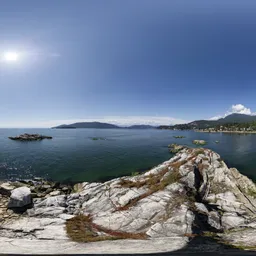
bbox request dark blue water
[0,128,256,183]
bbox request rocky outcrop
[0,147,256,254]
[168,143,186,153]
[193,140,207,145]
[8,133,52,141]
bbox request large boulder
[8,187,32,209]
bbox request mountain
[126,125,155,129]
[53,122,156,129]
[53,122,120,129]
[158,113,256,130]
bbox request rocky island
[9,133,53,141]
[0,146,256,254]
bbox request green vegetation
[117,161,186,211]
[214,121,256,131]
[157,113,256,131]
[168,143,185,153]
[247,187,256,198]
[90,137,105,141]
[193,140,207,145]
[195,149,205,156]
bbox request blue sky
[1,1,256,127]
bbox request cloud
[0,116,189,128]
[209,115,223,121]
[209,104,256,120]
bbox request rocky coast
[8,133,53,141]
[0,146,256,254]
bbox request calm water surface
[0,128,256,183]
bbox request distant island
[53,114,256,132]
[158,113,256,133]
[9,133,53,141]
[53,122,156,129]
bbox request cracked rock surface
[0,147,256,254]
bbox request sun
[3,52,19,62]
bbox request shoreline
[195,130,256,134]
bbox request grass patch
[193,140,207,146]
[220,240,256,251]
[161,170,181,187]
[231,245,256,250]
[209,182,230,195]
[116,163,185,211]
[118,167,169,189]
[202,231,217,237]
[247,187,256,198]
[66,215,147,242]
[195,149,205,156]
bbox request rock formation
[193,140,207,145]
[8,133,52,141]
[0,147,256,254]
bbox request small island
[8,133,53,141]
[193,139,206,145]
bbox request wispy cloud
[0,116,189,128]
[209,104,256,120]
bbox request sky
[1,1,256,127]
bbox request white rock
[194,202,209,214]
[221,213,245,229]
[49,190,62,196]
[8,187,32,208]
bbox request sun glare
[3,52,19,62]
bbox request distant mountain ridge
[53,122,156,129]
[158,113,256,130]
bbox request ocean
[0,128,256,183]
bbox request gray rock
[49,190,61,196]
[0,182,15,196]
[221,213,245,230]
[194,202,209,214]
[8,187,32,208]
